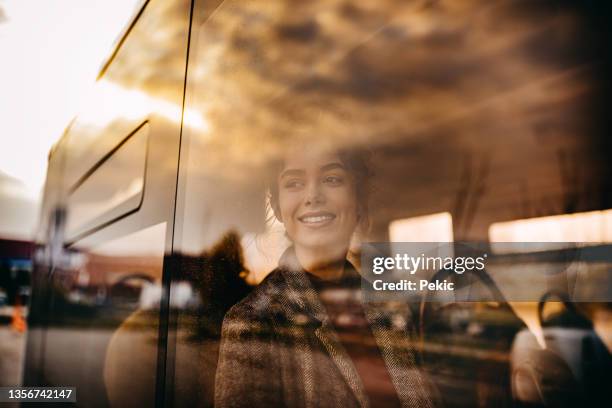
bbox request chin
[298,236,350,256]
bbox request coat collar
[275,247,434,408]
[277,248,369,407]
[277,247,363,325]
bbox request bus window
[170,1,611,407]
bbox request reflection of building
[0,239,33,306]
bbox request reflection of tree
[173,230,251,408]
[187,0,609,243]
[178,230,251,340]
[191,0,596,177]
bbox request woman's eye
[284,180,304,189]
[324,175,343,185]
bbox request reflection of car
[510,293,611,407]
[109,273,154,309]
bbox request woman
[215,148,437,408]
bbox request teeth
[301,215,334,223]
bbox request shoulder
[222,268,289,325]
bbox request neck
[294,246,347,281]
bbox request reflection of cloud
[180,0,607,242]
[59,0,199,196]
[78,79,207,132]
[0,170,38,240]
[186,0,596,180]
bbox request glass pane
[171,1,612,407]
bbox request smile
[298,213,336,224]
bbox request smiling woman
[269,149,369,274]
[213,147,437,408]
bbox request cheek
[278,192,300,222]
[332,189,359,221]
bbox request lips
[298,212,336,225]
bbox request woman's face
[276,151,359,259]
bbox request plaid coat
[214,257,439,408]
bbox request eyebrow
[320,162,346,173]
[279,169,305,180]
[279,162,346,180]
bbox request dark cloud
[275,20,319,42]
[168,0,609,227]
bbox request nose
[304,180,325,206]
